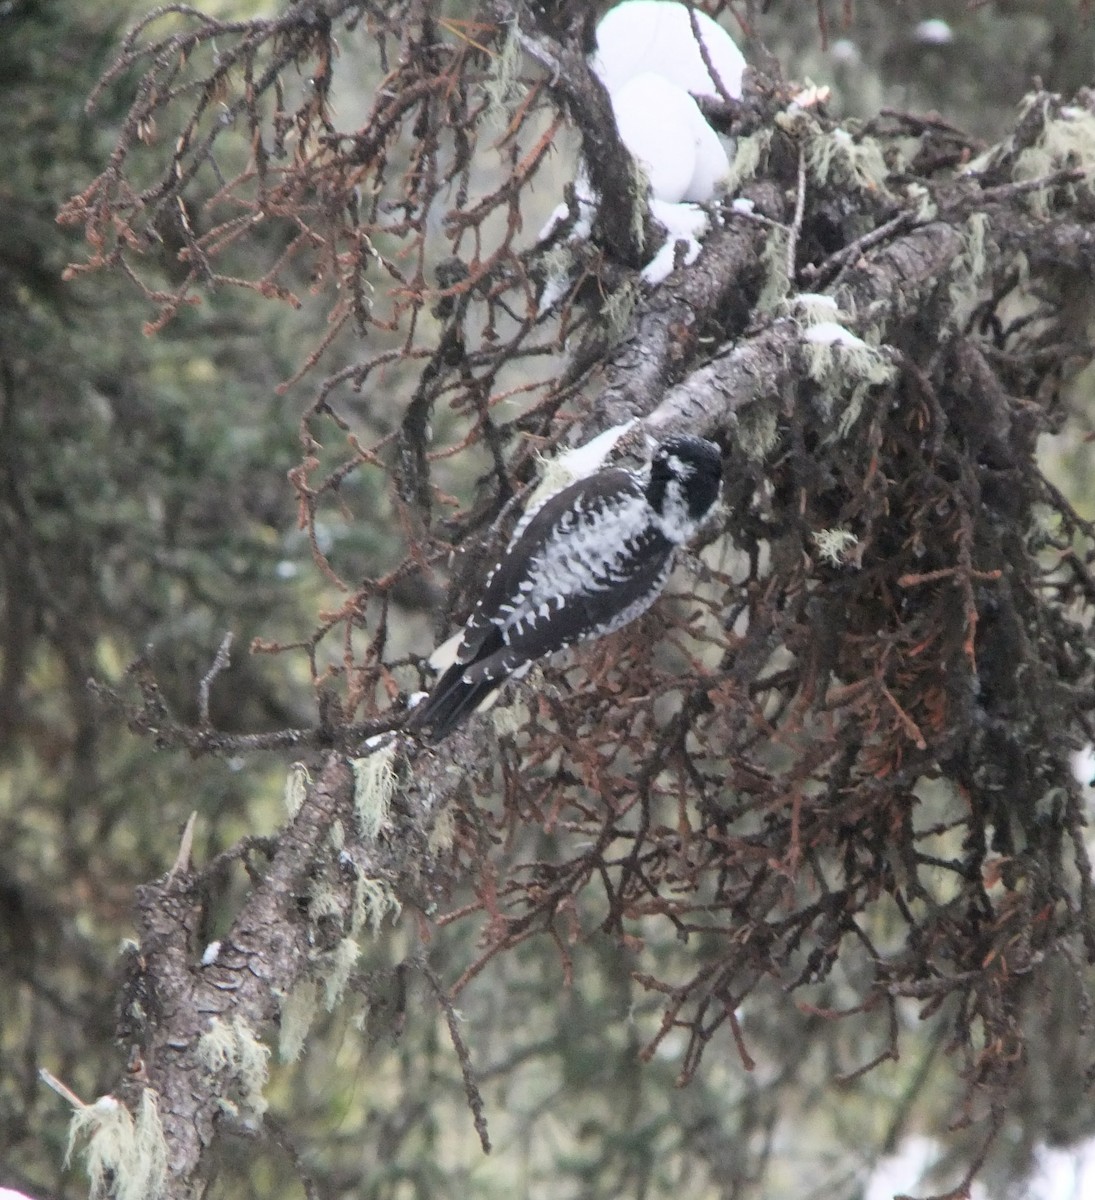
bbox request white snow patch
[830,39,861,65]
[551,421,639,483]
[914,18,954,45]
[536,175,596,314]
[537,270,572,316]
[517,421,641,535]
[611,73,728,204]
[1071,743,1095,788]
[592,0,746,101]
[641,199,710,284]
[793,292,840,314]
[803,321,867,349]
[537,169,596,244]
[1025,1135,1095,1200]
[866,1133,1095,1200]
[537,200,595,245]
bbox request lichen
[352,873,402,937]
[492,697,528,737]
[283,761,310,817]
[757,226,790,314]
[601,279,639,344]
[536,242,578,312]
[66,1090,168,1200]
[946,211,989,334]
[805,124,890,193]
[306,877,341,924]
[278,977,318,1063]
[351,742,398,841]
[197,1015,270,1119]
[1016,106,1095,214]
[483,20,523,129]
[628,163,649,255]
[787,291,854,328]
[321,935,362,1010]
[428,803,456,854]
[802,325,897,437]
[814,527,860,566]
[737,402,780,462]
[724,129,772,193]
[905,181,938,222]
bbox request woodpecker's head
[647,436,722,541]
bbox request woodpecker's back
[411,435,721,741]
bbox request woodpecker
[411,435,722,741]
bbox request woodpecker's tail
[408,661,502,742]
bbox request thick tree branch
[118,742,472,1197]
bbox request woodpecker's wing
[459,523,675,683]
[413,467,677,740]
[451,466,653,665]
[413,523,674,742]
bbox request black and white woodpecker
[410,435,722,741]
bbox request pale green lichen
[814,527,860,566]
[904,182,937,223]
[306,876,342,933]
[492,696,528,737]
[757,226,791,313]
[279,871,400,1056]
[483,20,523,129]
[803,329,897,437]
[601,279,639,345]
[725,129,772,193]
[737,402,781,462]
[197,1015,270,1119]
[946,211,989,334]
[322,935,362,1010]
[774,105,819,142]
[528,456,577,506]
[1014,103,1095,216]
[806,125,890,193]
[352,742,398,841]
[1013,248,1031,290]
[352,873,402,937]
[428,803,456,854]
[786,292,849,326]
[278,977,318,1063]
[283,762,310,817]
[66,1090,168,1200]
[537,241,577,306]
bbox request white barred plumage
[410,435,722,741]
